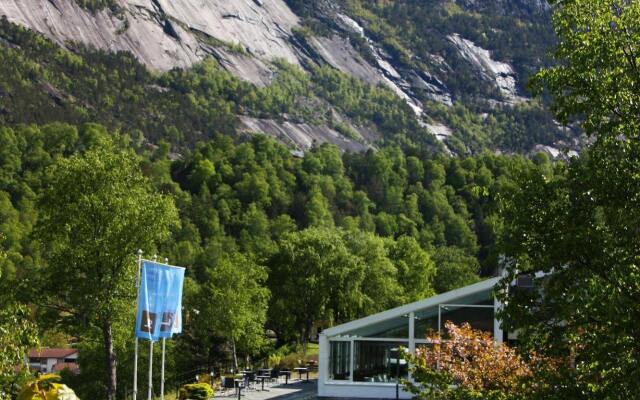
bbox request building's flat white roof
[322,277,501,337]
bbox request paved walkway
[216,379,317,400]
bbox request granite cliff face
[0,0,523,106]
[0,0,298,83]
[448,34,523,104]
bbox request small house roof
[28,348,78,359]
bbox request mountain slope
[0,17,431,153]
[0,0,582,156]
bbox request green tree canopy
[343,231,402,314]
[267,227,365,351]
[500,1,640,398]
[532,0,640,139]
[0,237,38,399]
[432,247,480,293]
[196,251,269,368]
[388,236,436,302]
[35,139,178,400]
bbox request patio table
[279,370,291,385]
[256,375,270,391]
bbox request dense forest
[0,120,556,397]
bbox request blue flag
[135,261,185,341]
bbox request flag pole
[134,249,143,400]
[161,338,166,400]
[161,257,169,400]
[148,254,157,400]
[148,340,154,400]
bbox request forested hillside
[0,121,556,397]
[0,17,439,152]
[275,0,576,153]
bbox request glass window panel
[415,315,439,340]
[369,322,408,338]
[415,305,494,339]
[345,316,409,338]
[329,341,351,380]
[353,341,409,383]
[440,305,494,335]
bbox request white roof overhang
[323,277,501,338]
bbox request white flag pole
[148,254,157,400]
[133,249,143,400]
[148,340,154,400]
[160,257,169,400]
[161,338,166,400]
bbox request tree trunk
[232,339,239,371]
[103,319,117,400]
[302,321,312,356]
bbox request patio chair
[245,372,257,391]
[269,368,280,385]
[221,376,236,395]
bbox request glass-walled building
[318,277,502,399]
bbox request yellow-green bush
[267,354,282,368]
[17,374,79,400]
[178,383,213,400]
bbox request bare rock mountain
[0,0,448,105]
[448,33,524,104]
[0,0,298,83]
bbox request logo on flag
[135,261,185,341]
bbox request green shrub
[179,383,214,400]
[267,354,282,368]
[332,122,362,141]
[279,352,304,369]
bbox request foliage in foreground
[404,322,535,400]
[0,237,38,400]
[499,0,640,398]
[0,303,38,399]
[17,374,79,400]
